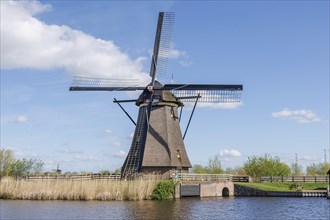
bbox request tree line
[191,154,330,179]
[1,149,330,179]
[0,149,44,179]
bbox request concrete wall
[200,182,234,197]
[175,181,234,198]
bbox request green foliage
[191,164,209,174]
[191,155,223,174]
[207,155,223,174]
[290,162,303,176]
[114,168,121,174]
[10,158,33,177]
[0,149,44,178]
[99,170,111,175]
[306,162,330,176]
[151,181,175,200]
[288,183,303,191]
[243,154,291,179]
[225,166,246,175]
[0,149,15,178]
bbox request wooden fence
[22,174,122,181]
[260,176,329,183]
[175,174,249,182]
[20,173,168,181]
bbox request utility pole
[324,149,327,163]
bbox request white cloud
[272,108,321,124]
[197,102,243,109]
[1,1,149,81]
[169,48,187,59]
[128,132,134,139]
[104,129,113,135]
[179,60,193,67]
[59,149,83,154]
[15,115,28,123]
[184,102,242,110]
[74,155,101,161]
[113,141,121,147]
[299,155,317,161]
[219,149,242,157]
[112,150,126,158]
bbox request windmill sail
[163,84,243,103]
[150,12,174,84]
[69,76,145,91]
[121,12,176,178]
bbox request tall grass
[0,178,160,201]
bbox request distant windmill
[52,163,61,174]
[70,12,243,179]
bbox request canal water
[1,197,329,219]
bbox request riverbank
[0,179,159,201]
[234,183,328,197]
[1,178,328,200]
[234,182,328,191]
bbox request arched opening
[222,187,230,197]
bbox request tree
[9,158,44,178]
[0,149,15,179]
[32,159,44,174]
[306,162,330,176]
[290,162,303,176]
[243,154,291,180]
[191,164,209,174]
[9,158,33,178]
[225,166,246,175]
[99,170,111,175]
[114,168,121,174]
[191,155,223,174]
[207,155,223,174]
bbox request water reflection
[1,197,329,220]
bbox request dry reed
[0,178,159,201]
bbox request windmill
[69,12,243,179]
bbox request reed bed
[0,178,160,201]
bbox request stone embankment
[234,184,327,197]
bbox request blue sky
[1,0,329,173]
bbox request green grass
[235,182,328,192]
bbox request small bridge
[173,173,246,198]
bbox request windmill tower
[70,12,243,179]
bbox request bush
[243,154,291,180]
[289,183,303,191]
[151,180,175,200]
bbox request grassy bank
[0,178,160,201]
[235,182,328,192]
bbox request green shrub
[151,180,175,200]
[289,183,303,191]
